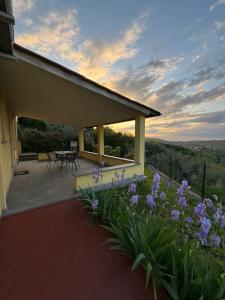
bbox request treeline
[18,117,77,153]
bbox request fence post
[169,155,172,182]
[201,163,206,201]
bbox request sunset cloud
[104,56,183,100]
[76,12,149,80]
[16,10,80,60]
[13,0,36,17]
[16,9,149,81]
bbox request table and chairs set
[47,151,79,171]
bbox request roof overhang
[0,43,160,128]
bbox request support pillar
[134,114,145,166]
[78,128,84,156]
[97,125,104,163]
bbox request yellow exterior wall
[101,154,134,166]
[74,163,143,191]
[79,150,98,161]
[0,91,15,211]
[79,151,134,166]
[38,153,48,161]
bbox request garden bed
[81,167,225,300]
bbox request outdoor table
[54,151,75,156]
[54,151,75,169]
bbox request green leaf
[145,262,152,288]
[110,245,126,252]
[161,279,180,300]
[103,237,120,245]
[131,253,146,271]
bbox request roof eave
[13,43,161,118]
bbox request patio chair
[55,153,65,170]
[47,152,59,169]
[65,152,77,170]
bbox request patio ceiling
[0,43,160,128]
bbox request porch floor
[0,200,168,300]
[4,158,99,216]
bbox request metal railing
[146,154,225,202]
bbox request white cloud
[13,0,36,17]
[214,21,225,30]
[209,0,225,11]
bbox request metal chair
[65,152,77,170]
[55,153,65,170]
[47,152,59,169]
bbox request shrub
[80,167,225,300]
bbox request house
[0,0,160,214]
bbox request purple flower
[128,182,137,193]
[210,234,221,247]
[130,195,139,206]
[185,216,193,224]
[159,191,166,200]
[146,195,156,209]
[171,209,180,221]
[179,196,187,208]
[194,203,206,217]
[177,186,184,196]
[220,214,225,229]
[182,180,189,189]
[91,199,98,211]
[214,208,223,224]
[92,168,102,184]
[198,234,208,246]
[152,172,160,197]
[199,217,211,238]
[204,198,213,208]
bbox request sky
[13,0,225,141]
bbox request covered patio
[4,158,100,216]
[0,43,160,212]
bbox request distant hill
[146,138,225,151]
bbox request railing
[146,154,225,202]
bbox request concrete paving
[4,158,99,216]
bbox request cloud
[105,56,183,100]
[16,10,81,60]
[214,21,225,30]
[209,0,225,11]
[188,65,225,87]
[148,80,225,115]
[75,12,149,80]
[16,9,149,81]
[13,0,36,17]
